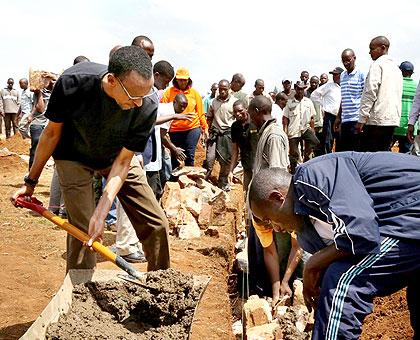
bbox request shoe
[122,251,147,263]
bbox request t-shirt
[271,103,284,126]
[209,95,237,131]
[231,120,257,170]
[45,62,157,170]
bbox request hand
[86,214,105,251]
[174,112,195,121]
[174,147,187,162]
[271,281,281,308]
[355,122,364,134]
[228,172,234,184]
[41,71,58,81]
[10,185,35,206]
[333,118,341,133]
[303,259,322,312]
[280,280,293,297]
[202,130,209,142]
[407,125,415,144]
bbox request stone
[198,203,212,227]
[172,166,206,178]
[181,186,203,217]
[232,319,243,338]
[292,280,305,307]
[247,322,282,340]
[204,226,219,238]
[161,181,182,227]
[177,209,201,239]
[275,306,289,318]
[0,147,14,157]
[178,175,196,189]
[243,295,272,330]
[235,238,246,252]
[277,294,291,307]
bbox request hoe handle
[15,195,142,279]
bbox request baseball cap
[175,67,190,80]
[400,61,414,72]
[294,80,306,89]
[329,67,344,74]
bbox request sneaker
[122,251,147,263]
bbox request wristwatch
[24,174,38,187]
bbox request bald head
[371,36,390,48]
[231,73,245,92]
[369,36,390,60]
[173,93,188,113]
[131,35,154,59]
[249,95,272,129]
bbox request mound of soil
[46,269,206,340]
[0,134,30,154]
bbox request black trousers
[360,125,395,152]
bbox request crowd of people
[3,33,420,339]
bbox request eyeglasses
[115,76,156,101]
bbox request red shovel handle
[15,195,46,215]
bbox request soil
[46,269,205,340]
[0,135,414,340]
[276,306,311,340]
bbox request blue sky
[1,0,420,95]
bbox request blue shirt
[340,69,365,123]
[293,152,420,256]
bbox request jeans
[169,127,201,168]
[29,124,45,169]
[321,112,338,154]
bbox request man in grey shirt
[18,78,33,138]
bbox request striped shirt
[340,69,365,123]
[394,77,418,136]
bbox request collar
[258,118,276,134]
[216,94,231,103]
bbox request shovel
[15,195,144,281]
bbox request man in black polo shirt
[12,46,170,272]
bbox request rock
[232,319,243,339]
[204,226,219,238]
[172,166,206,178]
[243,295,272,330]
[178,175,196,189]
[178,209,201,239]
[198,203,212,227]
[235,238,246,252]
[275,306,289,318]
[0,147,14,157]
[186,168,206,180]
[292,280,305,306]
[181,186,203,217]
[247,322,282,340]
[161,182,182,227]
[235,250,248,273]
[277,294,291,307]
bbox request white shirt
[359,54,402,126]
[310,82,341,115]
[144,103,174,172]
[271,103,284,127]
[283,97,316,138]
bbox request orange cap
[176,67,190,80]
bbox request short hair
[255,79,264,86]
[19,78,28,83]
[341,48,355,57]
[249,95,272,114]
[275,92,288,102]
[249,167,292,205]
[153,60,174,79]
[232,73,245,83]
[131,35,153,46]
[174,93,187,104]
[73,55,90,65]
[233,99,248,109]
[371,36,390,48]
[219,79,230,87]
[7,78,13,83]
[108,45,152,80]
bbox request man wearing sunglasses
[12,46,170,272]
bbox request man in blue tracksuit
[248,152,420,339]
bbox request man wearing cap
[310,67,343,154]
[357,36,402,152]
[283,81,319,173]
[281,79,295,100]
[334,48,365,152]
[393,61,417,153]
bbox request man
[408,82,420,155]
[300,70,310,88]
[17,78,33,139]
[248,95,300,305]
[230,73,247,100]
[272,92,288,126]
[205,79,237,190]
[311,67,343,154]
[334,48,365,152]
[249,152,420,339]
[283,81,319,173]
[12,46,170,272]
[0,78,20,138]
[393,61,417,153]
[305,76,319,98]
[319,73,328,86]
[73,56,90,65]
[131,35,154,59]
[228,100,257,192]
[281,79,295,100]
[203,83,218,117]
[357,36,402,151]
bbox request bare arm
[280,235,303,295]
[160,128,186,162]
[87,147,134,246]
[228,142,239,183]
[263,240,281,307]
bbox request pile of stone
[161,166,235,239]
[239,281,314,340]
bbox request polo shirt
[45,62,157,170]
[208,95,236,131]
[394,77,418,136]
[283,97,316,138]
[340,69,365,123]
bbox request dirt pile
[0,134,30,154]
[45,269,206,340]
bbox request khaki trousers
[55,157,170,272]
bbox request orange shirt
[162,86,208,133]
